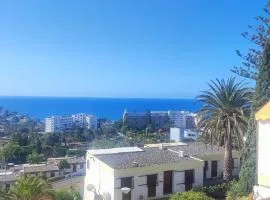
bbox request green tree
[197,78,251,181]
[27,152,45,164]
[54,189,81,200]
[3,143,27,164]
[58,159,70,170]
[66,149,85,157]
[5,175,55,200]
[238,40,270,194]
[232,2,270,80]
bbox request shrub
[194,182,230,199]
[55,189,82,200]
[59,159,70,170]
[169,191,214,200]
[226,180,246,200]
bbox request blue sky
[0,0,265,98]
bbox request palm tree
[5,175,55,200]
[197,77,251,181]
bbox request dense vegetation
[233,2,270,195]
[238,39,270,195]
[0,175,82,200]
[169,191,214,200]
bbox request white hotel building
[45,113,97,133]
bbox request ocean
[0,97,202,121]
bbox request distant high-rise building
[123,110,195,130]
[123,110,150,130]
[45,113,97,133]
[168,111,187,128]
[186,114,195,129]
[168,111,196,129]
[86,115,97,130]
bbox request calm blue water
[0,97,202,120]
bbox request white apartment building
[45,116,62,133]
[86,115,98,130]
[84,142,241,200]
[170,128,198,142]
[45,113,97,133]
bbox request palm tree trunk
[223,134,233,181]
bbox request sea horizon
[0,96,202,121]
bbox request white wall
[170,128,183,142]
[84,157,114,200]
[254,185,270,200]
[194,167,203,187]
[114,167,204,200]
[205,158,241,179]
[173,171,185,193]
[258,121,270,179]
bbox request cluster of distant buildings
[44,110,196,134]
[123,110,196,130]
[0,156,86,190]
[45,113,97,133]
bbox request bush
[55,189,82,200]
[194,182,230,199]
[27,152,45,164]
[226,180,249,200]
[59,159,70,170]
[169,191,214,200]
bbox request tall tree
[238,39,270,194]
[197,78,251,181]
[232,2,270,80]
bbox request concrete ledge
[253,185,270,200]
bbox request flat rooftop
[92,147,192,169]
[88,142,226,170]
[168,142,224,156]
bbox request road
[52,175,84,196]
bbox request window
[73,164,77,172]
[185,170,194,191]
[121,177,134,188]
[50,172,55,177]
[5,184,10,190]
[211,161,218,177]
[87,160,90,169]
[204,161,208,179]
[163,171,172,194]
[80,163,84,169]
[147,174,157,197]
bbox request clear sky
[0,0,265,98]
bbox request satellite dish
[87,184,95,191]
[121,187,131,194]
